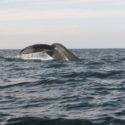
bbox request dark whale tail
[19,44,53,55]
[18,43,80,61]
[51,43,79,61]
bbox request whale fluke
[19,44,53,55]
[18,43,80,61]
[51,43,79,61]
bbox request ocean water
[0,49,125,125]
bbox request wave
[0,56,5,59]
[86,70,125,79]
[94,114,125,125]
[0,82,31,89]
[6,117,95,125]
[59,70,125,80]
[3,56,21,62]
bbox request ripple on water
[0,49,125,125]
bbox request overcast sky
[0,0,125,49]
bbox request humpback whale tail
[51,43,79,61]
[18,43,80,61]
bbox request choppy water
[0,49,125,125]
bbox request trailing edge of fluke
[18,43,80,61]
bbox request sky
[0,0,125,49]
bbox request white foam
[17,52,54,61]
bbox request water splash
[17,52,54,61]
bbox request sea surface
[0,49,125,125]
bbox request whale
[18,43,80,61]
